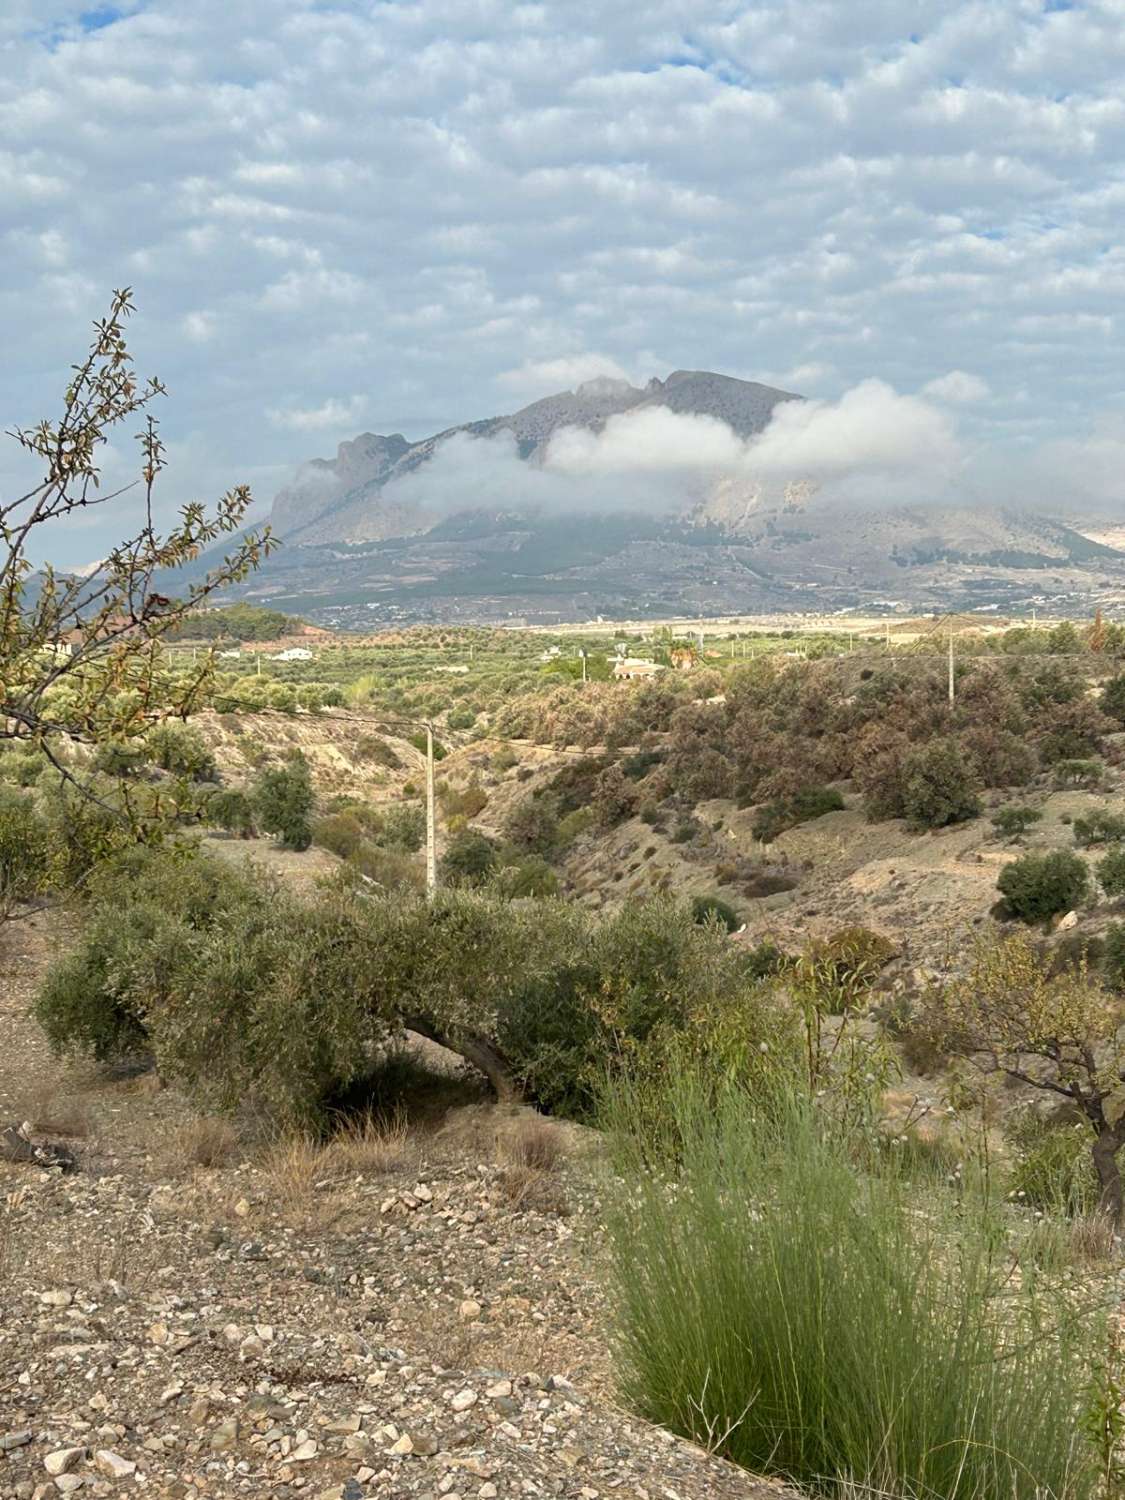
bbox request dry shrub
[327,1110,410,1176]
[495,1113,568,1213]
[259,1133,332,1225]
[175,1116,241,1169]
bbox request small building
[276,647,313,662]
[613,657,666,681]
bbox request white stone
[44,1450,84,1477]
[94,1451,136,1481]
[458,1300,482,1322]
[449,1389,478,1413]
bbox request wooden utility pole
[424,722,436,896]
[948,623,955,705]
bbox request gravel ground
[1,911,788,1500]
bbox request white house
[276,647,314,662]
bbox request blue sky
[2,0,1124,560]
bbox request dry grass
[326,1109,410,1176]
[495,1113,568,1213]
[17,1085,92,1139]
[174,1116,241,1170]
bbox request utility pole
[424,721,436,896]
[256,653,261,677]
[948,623,955,705]
[580,648,587,683]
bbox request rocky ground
[0,913,788,1500]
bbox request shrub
[0,789,54,919]
[991,803,1041,840]
[439,780,488,820]
[1102,923,1125,992]
[591,763,636,828]
[1054,758,1103,789]
[491,855,560,899]
[353,734,401,769]
[145,723,217,782]
[603,1080,1098,1500]
[253,754,314,850]
[1073,810,1125,847]
[205,788,256,838]
[807,926,896,991]
[312,810,365,860]
[997,850,1089,921]
[503,795,559,854]
[690,894,740,932]
[1006,1108,1098,1217]
[91,741,148,778]
[1102,673,1125,725]
[439,828,498,885]
[408,730,446,761]
[0,746,46,786]
[446,706,477,730]
[1097,846,1125,897]
[556,806,594,846]
[899,739,981,830]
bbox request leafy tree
[1,291,270,787]
[0,789,54,920]
[691,894,740,932]
[997,850,1089,921]
[899,739,981,830]
[253,754,313,850]
[503,794,560,854]
[991,804,1041,841]
[925,933,1125,1220]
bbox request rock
[1058,910,1079,930]
[290,1438,319,1462]
[484,1380,512,1399]
[1,1432,33,1453]
[94,1451,136,1481]
[458,1300,482,1321]
[1,1123,76,1172]
[39,1289,73,1308]
[44,1450,84,1477]
[389,1434,414,1456]
[53,1476,84,1496]
[410,1434,440,1457]
[449,1389,477,1413]
[209,1418,239,1452]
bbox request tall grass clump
[602,1075,1101,1500]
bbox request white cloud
[267,396,370,432]
[922,370,991,403]
[496,353,635,397]
[2,0,1125,564]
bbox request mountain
[211,368,1125,627]
[269,370,802,546]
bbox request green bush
[1104,923,1125,989]
[1097,846,1125,897]
[0,788,54,918]
[0,747,47,786]
[998,850,1089,921]
[1054,758,1103,789]
[253,754,314,850]
[491,855,560,899]
[1073,810,1125,847]
[690,894,740,932]
[1006,1108,1098,1217]
[205,788,256,838]
[753,785,845,843]
[92,740,149,778]
[1102,673,1125,725]
[899,739,981,830]
[439,828,498,885]
[145,723,217,782]
[604,1080,1098,1500]
[503,795,559,854]
[353,734,401,768]
[991,803,1041,840]
[556,806,594,846]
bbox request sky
[2,0,1125,562]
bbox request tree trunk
[401,1016,519,1102]
[1091,1126,1125,1224]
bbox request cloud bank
[2,0,1125,562]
